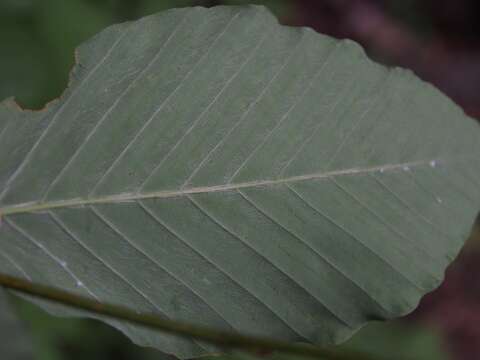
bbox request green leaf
[336,321,451,360]
[0,5,479,358]
[206,321,452,360]
[12,293,173,360]
[0,290,34,360]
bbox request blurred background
[1,1,479,359]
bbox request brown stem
[0,273,399,360]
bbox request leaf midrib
[0,158,450,216]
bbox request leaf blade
[0,4,479,358]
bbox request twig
[0,273,398,360]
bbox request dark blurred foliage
[0,0,291,109]
[2,0,480,117]
[408,224,480,360]
[11,293,450,360]
[290,0,480,119]
[1,1,479,359]
[11,296,173,360]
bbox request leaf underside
[0,5,479,358]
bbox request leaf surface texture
[0,5,479,358]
